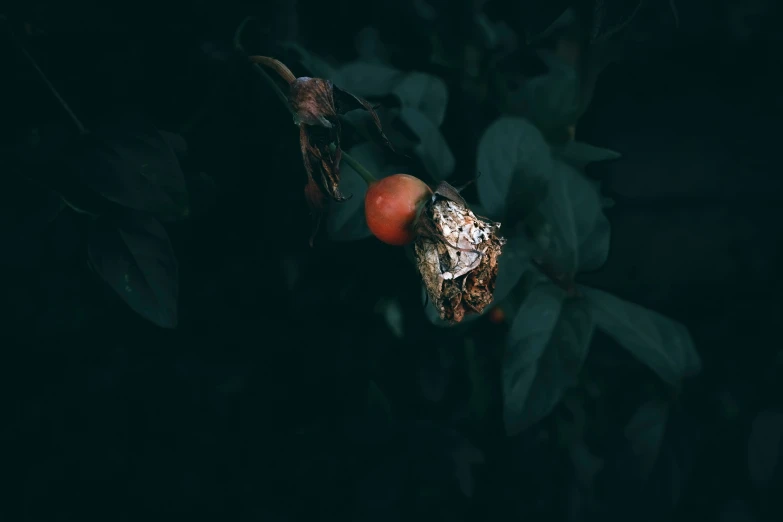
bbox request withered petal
[304,179,326,247]
[432,181,468,207]
[309,131,347,202]
[299,121,349,205]
[332,85,397,153]
[298,125,317,185]
[415,196,505,324]
[290,77,338,128]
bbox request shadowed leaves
[87,211,178,328]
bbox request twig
[1,15,87,134]
[233,16,293,112]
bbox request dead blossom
[249,56,395,245]
[414,182,505,323]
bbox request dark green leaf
[580,286,702,386]
[476,15,518,54]
[398,107,454,180]
[503,284,594,435]
[326,143,403,241]
[281,43,337,78]
[393,72,449,126]
[332,62,404,98]
[334,63,449,127]
[376,297,405,338]
[513,52,581,136]
[159,130,187,157]
[625,400,670,479]
[747,410,783,487]
[476,117,553,220]
[569,439,604,489]
[15,123,116,217]
[538,159,610,273]
[87,212,178,328]
[69,116,189,219]
[413,0,438,20]
[577,39,624,118]
[491,229,536,305]
[452,438,484,498]
[355,26,390,64]
[554,141,621,169]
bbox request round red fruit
[365,174,432,246]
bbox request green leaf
[625,400,670,479]
[327,143,401,241]
[375,297,404,338]
[554,141,621,169]
[538,159,610,273]
[580,287,702,386]
[476,117,553,220]
[515,52,581,136]
[491,229,536,306]
[335,63,449,128]
[280,43,337,79]
[503,284,594,435]
[393,72,449,126]
[355,26,390,64]
[332,62,404,98]
[87,212,178,328]
[68,117,190,219]
[398,107,455,180]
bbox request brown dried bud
[249,55,396,245]
[414,182,506,323]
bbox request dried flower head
[414,182,506,323]
[249,56,394,245]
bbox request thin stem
[331,144,377,185]
[2,17,87,134]
[233,17,293,113]
[250,61,294,111]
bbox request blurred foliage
[1,1,782,521]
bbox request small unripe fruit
[365,174,432,246]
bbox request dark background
[1,0,782,520]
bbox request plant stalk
[1,16,87,134]
[331,144,376,185]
